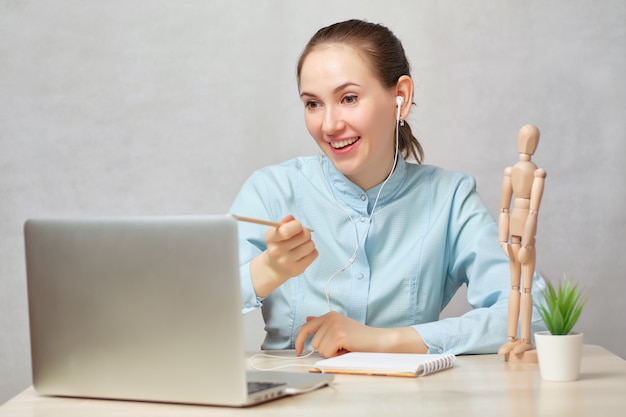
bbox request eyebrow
[299,82,362,98]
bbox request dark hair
[297,19,424,163]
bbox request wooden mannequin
[497,125,546,362]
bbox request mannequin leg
[512,246,536,354]
[498,239,523,355]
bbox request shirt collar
[321,155,408,213]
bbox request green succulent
[535,275,586,335]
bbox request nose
[321,107,344,136]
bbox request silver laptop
[24,215,333,407]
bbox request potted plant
[534,274,587,381]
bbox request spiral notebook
[310,352,456,377]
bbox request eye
[342,94,358,105]
[305,100,321,110]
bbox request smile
[329,137,360,149]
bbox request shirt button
[356,273,364,280]
[360,194,367,201]
[360,216,367,222]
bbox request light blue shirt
[230,155,546,354]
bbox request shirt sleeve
[413,175,547,354]
[229,173,272,313]
[229,168,293,314]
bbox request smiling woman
[231,20,542,356]
[229,19,547,358]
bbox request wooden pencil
[231,214,313,231]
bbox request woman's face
[299,43,398,190]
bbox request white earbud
[395,96,404,124]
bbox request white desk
[1,345,625,417]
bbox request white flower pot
[534,331,583,381]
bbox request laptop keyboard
[247,381,287,394]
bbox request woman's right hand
[250,215,318,298]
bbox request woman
[230,19,545,357]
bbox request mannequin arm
[498,167,513,254]
[518,168,546,263]
[499,168,513,237]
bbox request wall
[1,0,624,404]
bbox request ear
[395,75,414,121]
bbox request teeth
[330,137,359,149]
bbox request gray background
[1,0,624,404]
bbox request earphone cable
[321,115,401,311]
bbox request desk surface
[1,345,625,417]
